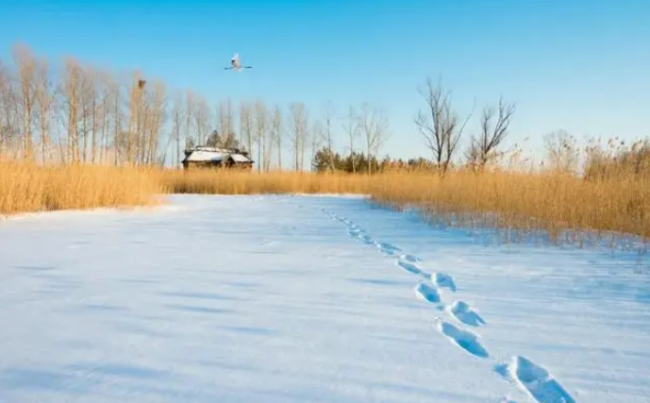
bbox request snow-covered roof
[184,149,253,164]
[185,150,226,162]
[191,146,235,154]
[230,153,252,163]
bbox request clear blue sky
[1,0,649,163]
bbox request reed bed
[3,162,648,246]
[0,160,162,216]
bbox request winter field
[0,194,649,403]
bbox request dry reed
[368,169,650,243]
[159,169,377,195]
[0,160,162,216]
[2,160,649,246]
[163,168,650,244]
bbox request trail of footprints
[323,208,577,403]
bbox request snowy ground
[0,194,649,403]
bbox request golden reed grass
[0,160,162,216]
[160,168,650,242]
[159,169,376,195]
[2,161,648,244]
[162,170,650,243]
[368,169,650,242]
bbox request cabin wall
[182,159,253,171]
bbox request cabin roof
[191,146,239,154]
[185,150,227,162]
[230,153,252,163]
[183,148,254,164]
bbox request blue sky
[1,0,649,164]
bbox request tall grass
[369,169,650,244]
[2,159,649,247]
[0,160,162,216]
[159,169,376,195]
[160,167,649,244]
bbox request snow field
[0,194,648,403]
[325,206,576,402]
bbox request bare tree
[96,70,113,165]
[270,104,283,171]
[88,68,101,164]
[342,105,359,173]
[107,73,124,166]
[143,80,167,165]
[93,70,106,164]
[467,96,516,170]
[194,95,211,147]
[125,71,147,165]
[170,90,185,167]
[77,64,100,163]
[414,77,472,173]
[357,102,389,174]
[288,102,308,171]
[321,101,336,172]
[0,61,19,157]
[61,57,82,163]
[13,44,38,160]
[239,101,254,155]
[311,119,326,171]
[184,90,196,149]
[32,56,57,163]
[543,129,579,174]
[263,109,274,171]
[217,98,235,144]
[254,99,268,172]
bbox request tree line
[0,44,169,166]
[8,41,640,177]
[311,148,442,173]
[0,43,392,172]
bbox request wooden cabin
[181,146,254,170]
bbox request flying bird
[224,53,252,71]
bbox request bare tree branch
[543,129,579,174]
[0,60,19,157]
[270,104,283,171]
[170,90,185,166]
[239,101,254,156]
[468,96,516,169]
[13,43,38,160]
[288,102,308,171]
[322,101,336,172]
[254,99,268,172]
[217,98,234,145]
[414,77,472,173]
[358,102,389,174]
[342,105,359,173]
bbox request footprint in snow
[414,282,444,309]
[346,227,369,240]
[449,301,486,327]
[348,228,363,237]
[376,242,402,256]
[399,254,422,263]
[397,260,424,276]
[434,319,489,359]
[496,356,576,403]
[431,272,457,292]
[360,234,375,245]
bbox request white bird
[224,53,253,71]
